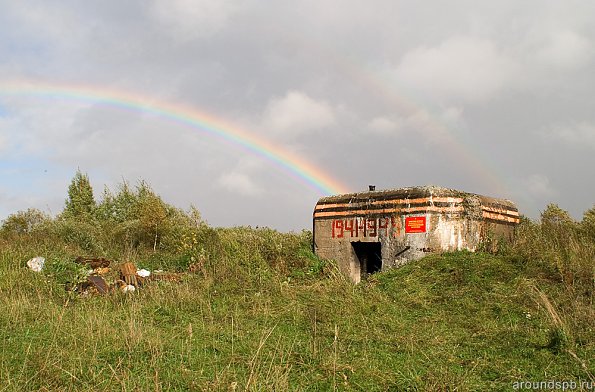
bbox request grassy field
[0,175,593,390]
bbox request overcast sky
[1,1,594,231]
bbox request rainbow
[279,33,510,196]
[0,79,350,196]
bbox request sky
[0,1,594,231]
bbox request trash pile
[26,256,183,295]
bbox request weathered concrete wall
[313,186,519,283]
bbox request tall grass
[504,205,595,380]
[0,176,593,390]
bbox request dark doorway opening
[352,242,382,276]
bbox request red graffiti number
[332,217,402,238]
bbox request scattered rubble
[82,258,183,294]
[87,275,109,294]
[74,257,111,269]
[120,262,138,287]
[94,267,110,276]
[27,255,187,295]
[26,256,45,272]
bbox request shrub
[511,205,594,290]
[581,205,595,240]
[0,208,50,236]
[43,257,91,290]
[52,218,104,254]
[94,180,194,254]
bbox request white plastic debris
[137,269,151,278]
[26,257,45,272]
[122,284,136,293]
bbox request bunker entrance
[352,242,382,276]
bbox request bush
[1,208,50,236]
[95,180,193,253]
[52,218,104,254]
[581,205,595,240]
[510,205,594,290]
[43,257,91,290]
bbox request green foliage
[511,205,594,290]
[0,208,50,235]
[1,243,592,390]
[43,257,90,289]
[581,204,595,239]
[95,182,136,223]
[541,203,574,226]
[546,327,569,354]
[52,219,103,254]
[0,175,593,390]
[93,180,189,253]
[63,170,96,219]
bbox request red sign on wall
[405,216,426,233]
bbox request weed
[0,173,592,390]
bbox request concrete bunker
[313,186,520,283]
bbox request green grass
[0,246,592,391]
[0,178,593,390]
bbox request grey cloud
[537,30,593,70]
[1,1,595,229]
[261,91,336,139]
[148,0,243,41]
[394,36,519,102]
[541,122,595,150]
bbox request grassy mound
[1,248,592,390]
[0,174,592,390]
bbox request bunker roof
[316,185,517,212]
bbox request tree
[540,204,573,226]
[581,205,595,238]
[64,170,96,219]
[1,208,49,235]
[135,181,169,252]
